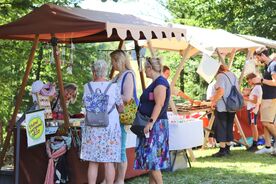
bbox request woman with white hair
[80,60,124,184]
[110,50,138,184]
[134,57,170,184]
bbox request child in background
[244,73,263,152]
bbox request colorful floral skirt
[134,119,170,170]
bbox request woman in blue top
[134,57,170,184]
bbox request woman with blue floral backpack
[81,60,124,184]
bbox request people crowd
[38,46,275,183]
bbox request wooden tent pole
[171,45,192,89]
[216,49,226,65]
[134,40,146,90]
[0,34,40,168]
[50,35,70,131]
[147,40,156,57]
[169,45,192,114]
[228,48,236,69]
[109,40,124,79]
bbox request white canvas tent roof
[140,25,264,56]
[238,34,276,49]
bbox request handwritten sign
[36,94,53,119]
[26,109,46,147]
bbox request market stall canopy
[238,34,276,49]
[0,3,186,43]
[140,25,264,56]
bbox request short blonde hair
[145,57,162,73]
[92,60,108,78]
[110,50,132,71]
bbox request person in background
[205,80,217,147]
[244,73,263,152]
[134,57,170,184]
[163,65,200,105]
[252,47,276,155]
[81,60,124,184]
[210,64,238,157]
[52,83,78,119]
[110,50,138,184]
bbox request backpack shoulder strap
[222,73,232,85]
[87,82,94,94]
[103,82,113,95]
[222,72,235,86]
[108,104,116,114]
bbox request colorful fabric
[134,119,170,171]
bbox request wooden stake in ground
[0,35,40,168]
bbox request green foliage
[168,0,275,39]
[0,0,82,129]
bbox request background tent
[238,34,276,49]
[140,25,263,56]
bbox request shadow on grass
[126,166,276,184]
[195,149,276,165]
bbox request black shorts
[213,110,235,142]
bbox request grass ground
[126,147,276,184]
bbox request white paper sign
[197,54,221,83]
[25,109,46,147]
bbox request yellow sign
[26,109,46,147]
[27,117,44,140]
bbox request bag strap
[87,82,94,94]
[121,71,139,105]
[108,103,116,114]
[104,82,116,114]
[103,82,113,95]
[51,92,60,111]
[222,72,236,86]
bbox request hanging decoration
[67,40,75,75]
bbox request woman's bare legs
[115,162,127,184]
[88,162,99,184]
[149,170,163,184]
[105,162,115,184]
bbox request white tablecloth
[125,119,204,150]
